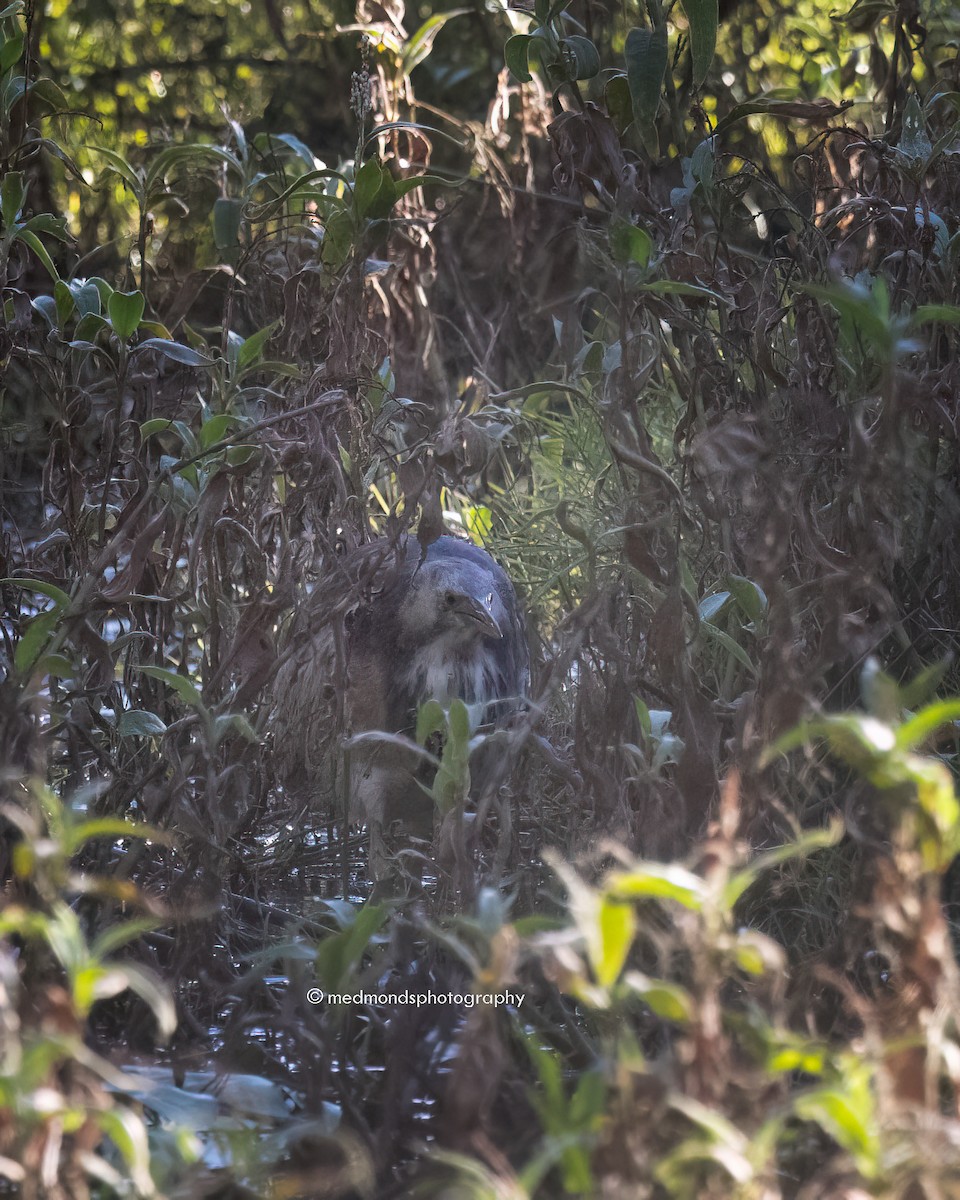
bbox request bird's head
[397,555,505,647]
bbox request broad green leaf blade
[680,0,718,87]
[592,895,635,988]
[14,609,59,672]
[624,972,694,1022]
[911,304,960,329]
[353,156,388,220]
[505,34,533,83]
[91,146,144,194]
[135,338,215,367]
[896,699,960,750]
[609,219,652,267]
[236,320,279,371]
[714,95,853,139]
[1,577,70,610]
[403,9,468,74]
[563,35,600,81]
[638,279,727,302]
[212,196,243,250]
[416,699,447,745]
[0,32,24,73]
[108,289,145,340]
[625,26,667,144]
[139,664,203,709]
[724,820,842,908]
[0,170,25,225]
[117,710,168,738]
[699,620,757,675]
[726,574,767,621]
[606,862,707,909]
[16,229,60,280]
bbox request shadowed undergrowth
[2,0,960,1195]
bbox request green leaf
[609,219,652,267]
[225,713,258,743]
[0,31,23,73]
[72,279,102,317]
[698,591,732,623]
[108,289,145,340]
[96,1106,154,1196]
[91,917,161,960]
[390,173,447,202]
[135,338,214,367]
[911,304,960,329]
[212,196,243,250]
[634,697,652,737]
[28,77,68,113]
[91,146,144,195]
[314,902,388,992]
[22,212,68,240]
[139,319,173,339]
[15,229,60,280]
[724,821,843,908]
[139,418,176,440]
[117,710,168,738]
[73,312,108,341]
[680,0,718,87]
[899,94,931,162]
[353,156,390,220]
[198,413,234,449]
[625,26,668,147]
[638,279,726,302]
[36,653,74,678]
[0,170,24,226]
[605,74,633,133]
[31,294,57,325]
[624,972,693,1022]
[1,577,70,610]
[88,276,115,305]
[54,279,74,327]
[65,817,161,853]
[14,609,59,672]
[236,320,279,371]
[699,620,757,675]
[726,574,767,621]
[448,698,471,745]
[403,9,468,74]
[592,895,635,988]
[762,713,896,772]
[505,34,534,82]
[212,712,259,746]
[606,862,707,909]
[563,35,600,80]
[713,94,853,138]
[111,962,178,1040]
[899,660,952,709]
[139,664,203,709]
[321,207,356,269]
[416,699,448,744]
[895,699,960,750]
[793,1070,879,1180]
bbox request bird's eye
[444,592,458,607]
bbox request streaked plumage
[272,535,528,865]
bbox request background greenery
[3,0,960,1196]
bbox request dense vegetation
[3,0,960,1195]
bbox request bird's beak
[457,594,502,639]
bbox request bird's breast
[399,638,498,710]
